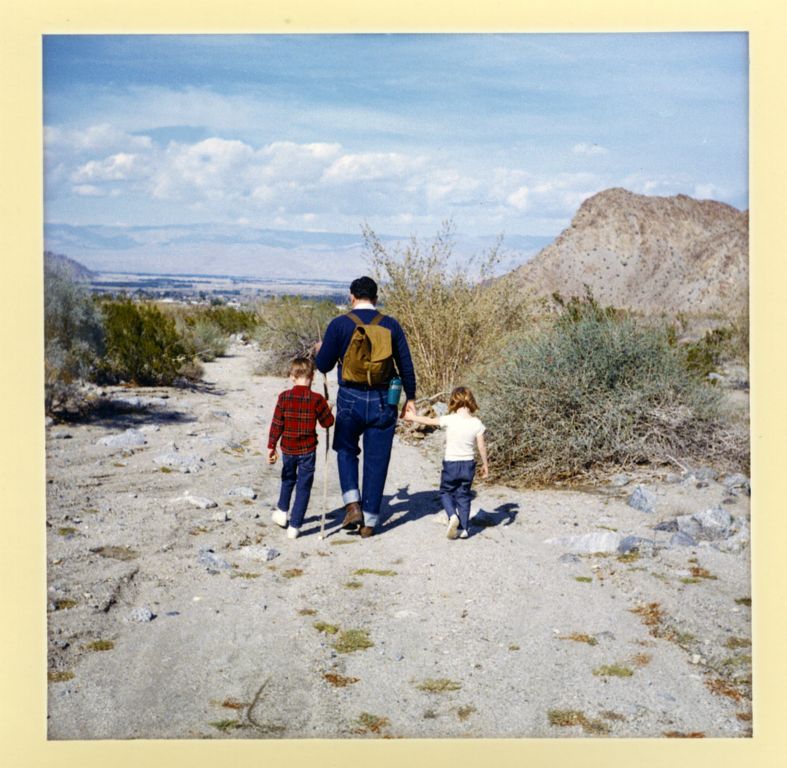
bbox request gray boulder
[177,494,217,510]
[670,531,698,548]
[129,606,155,622]
[693,507,733,541]
[227,486,257,499]
[676,515,702,540]
[618,535,658,556]
[545,531,623,554]
[153,448,203,473]
[98,429,147,449]
[198,548,232,573]
[237,545,281,562]
[628,485,656,513]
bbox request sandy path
[46,341,752,739]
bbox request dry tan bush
[363,221,530,399]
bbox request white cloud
[322,152,422,183]
[572,142,608,156]
[46,123,152,154]
[73,152,144,182]
[72,184,104,197]
[506,186,530,210]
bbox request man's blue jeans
[276,450,316,529]
[333,386,398,529]
[439,459,476,531]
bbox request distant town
[88,271,349,305]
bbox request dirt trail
[46,341,752,739]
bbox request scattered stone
[723,474,751,494]
[154,448,203,473]
[129,606,155,623]
[618,536,657,556]
[713,520,750,554]
[212,510,230,522]
[177,493,217,509]
[545,531,623,554]
[654,519,679,533]
[45,416,54,427]
[139,424,161,433]
[610,474,631,487]
[227,486,257,499]
[165,611,180,617]
[558,553,582,564]
[670,531,697,548]
[98,429,147,449]
[212,410,231,419]
[676,515,702,540]
[693,507,732,541]
[627,485,656,513]
[198,549,232,573]
[237,545,281,562]
[665,473,684,484]
[53,431,73,440]
[693,466,718,482]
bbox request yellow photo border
[2,2,784,766]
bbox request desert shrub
[44,259,105,413]
[201,305,258,335]
[479,294,743,486]
[364,221,529,398]
[683,327,735,378]
[175,315,227,362]
[254,296,337,375]
[100,299,189,385]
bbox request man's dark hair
[350,276,378,302]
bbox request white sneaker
[459,529,469,539]
[271,509,288,528]
[447,515,460,540]
[286,526,300,539]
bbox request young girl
[404,386,489,539]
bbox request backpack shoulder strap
[369,312,385,326]
[346,311,364,326]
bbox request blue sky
[44,33,748,244]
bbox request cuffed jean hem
[342,489,361,505]
[362,512,380,528]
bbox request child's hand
[402,410,415,421]
[480,464,489,480]
[267,448,278,465]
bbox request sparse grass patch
[344,581,363,589]
[720,654,752,670]
[593,664,634,678]
[282,568,304,579]
[508,644,520,651]
[353,568,397,577]
[706,678,746,702]
[333,629,374,654]
[57,527,77,536]
[575,576,593,583]
[324,672,360,687]
[189,526,209,535]
[547,709,610,735]
[416,678,462,693]
[690,566,718,580]
[736,712,752,722]
[664,731,706,738]
[457,705,476,721]
[48,670,75,682]
[221,698,248,710]
[600,710,626,722]
[91,545,138,561]
[559,633,598,646]
[618,551,640,564]
[725,636,751,649]
[313,621,339,635]
[331,539,359,546]
[209,719,246,733]
[680,578,702,585]
[631,653,653,668]
[231,572,261,579]
[423,709,438,720]
[735,597,752,607]
[86,640,114,652]
[159,466,173,473]
[298,608,317,616]
[54,598,77,610]
[630,602,665,635]
[354,712,390,735]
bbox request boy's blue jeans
[276,450,316,529]
[439,459,476,530]
[333,386,398,529]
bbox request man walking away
[314,276,416,538]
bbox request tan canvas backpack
[341,312,395,386]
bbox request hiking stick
[316,322,330,540]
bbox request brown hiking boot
[359,526,375,538]
[341,501,363,530]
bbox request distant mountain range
[43,223,552,280]
[508,188,748,316]
[44,250,95,281]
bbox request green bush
[364,221,529,398]
[253,296,337,375]
[100,299,189,385]
[44,259,105,413]
[479,294,743,486]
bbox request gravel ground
[45,341,752,739]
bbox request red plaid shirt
[267,385,334,455]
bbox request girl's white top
[438,412,485,461]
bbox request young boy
[267,357,334,539]
[404,386,489,539]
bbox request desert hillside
[510,188,748,315]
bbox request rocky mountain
[44,251,95,282]
[509,188,748,315]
